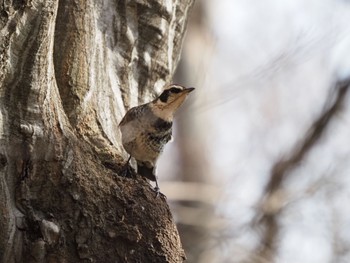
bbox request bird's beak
[183,87,195,93]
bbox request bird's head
[151,84,195,121]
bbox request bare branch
[255,78,350,261]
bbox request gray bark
[0,0,194,262]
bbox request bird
[119,84,195,195]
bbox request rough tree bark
[0,0,194,262]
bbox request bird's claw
[154,186,160,197]
[153,186,166,199]
[120,165,134,178]
[120,169,126,177]
[120,167,128,177]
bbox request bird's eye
[159,90,170,102]
[169,87,182,93]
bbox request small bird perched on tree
[119,84,195,194]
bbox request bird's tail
[137,162,156,181]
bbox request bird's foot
[120,165,134,178]
[153,186,166,199]
[154,186,160,197]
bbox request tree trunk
[172,2,216,262]
[0,0,194,262]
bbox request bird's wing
[119,106,139,127]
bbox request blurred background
[158,1,350,263]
